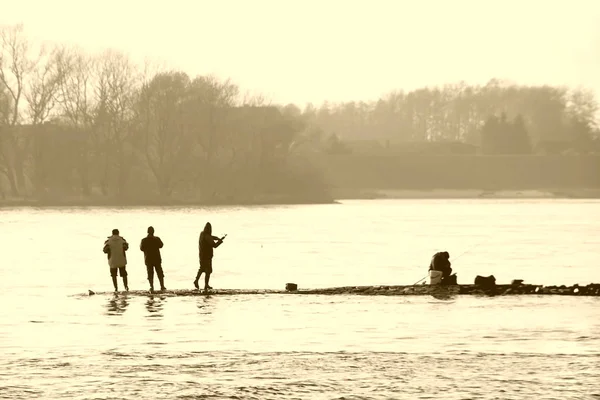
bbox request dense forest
[1,24,599,204]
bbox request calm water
[1,199,599,399]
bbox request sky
[1,0,599,107]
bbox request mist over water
[1,199,599,399]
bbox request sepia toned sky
[1,0,599,107]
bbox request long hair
[203,222,212,235]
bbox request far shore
[0,194,336,209]
[1,188,599,208]
[330,188,600,200]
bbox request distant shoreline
[331,188,600,200]
[1,188,598,208]
[0,194,337,209]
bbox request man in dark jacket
[429,251,457,285]
[193,222,226,291]
[429,251,452,277]
[140,226,165,292]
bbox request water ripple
[1,201,600,399]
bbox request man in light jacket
[103,228,130,292]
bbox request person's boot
[123,276,129,292]
[112,276,118,292]
[204,274,212,290]
[158,276,166,291]
[148,276,154,293]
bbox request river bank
[2,188,599,208]
[0,192,337,208]
[330,187,600,200]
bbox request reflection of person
[193,222,226,291]
[140,226,165,292]
[106,294,129,315]
[103,229,129,292]
[145,296,164,317]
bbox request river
[1,199,599,399]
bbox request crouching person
[428,251,457,285]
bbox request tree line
[298,80,599,155]
[1,23,599,202]
[0,24,328,202]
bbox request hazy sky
[2,0,599,107]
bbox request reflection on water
[1,200,599,399]
[196,295,215,315]
[105,294,129,316]
[145,295,166,318]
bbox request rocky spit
[84,283,600,297]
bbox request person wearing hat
[140,226,165,292]
[103,228,129,292]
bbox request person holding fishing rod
[193,222,227,291]
[428,251,456,285]
[413,234,497,286]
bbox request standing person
[193,222,226,291]
[140,226,165,293]
[103,229,129,292]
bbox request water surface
[1,199,599,399]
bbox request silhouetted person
[140,226,165,293]
[194,222,226,291]
[429,251,452,277]
[429,251,456,285]
[103,229,129,292]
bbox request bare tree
[186,75,239,193]
[135,70,193,196]
[93,50,138,197]
[0,84,12,196]
[0,23,36,195]
[55,46,97,195]
[24,46,65,194]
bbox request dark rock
[442,274,458,285]
[285,283,298,291]
[511,279,524,286]
[474,275,496,290]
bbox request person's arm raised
[213,234,227,248]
